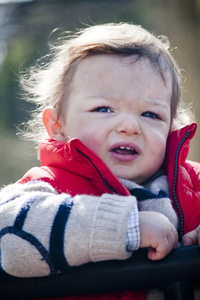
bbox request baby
[0,23,200,300]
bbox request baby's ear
[42,107,65,141]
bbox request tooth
[120,146,125,149]
[126,147,131,150]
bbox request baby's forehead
[74,53,173,86]
[70,54,172,101]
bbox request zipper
[172,131,191,239]
[76,148,119,194]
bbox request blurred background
[0,0,200,186]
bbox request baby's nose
[116,115,141,136]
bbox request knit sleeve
[0,181,137,278]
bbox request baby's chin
[117,174,142,185]
[117,172,152,186]
[108,163,155,185]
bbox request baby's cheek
[148,139,166,170]
[79,133,101,153]
[153,134,167,156]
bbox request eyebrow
[87,94,114,100]
[146,98,170,110]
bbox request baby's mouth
[112,146,138,155]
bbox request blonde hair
[19,22,193,145]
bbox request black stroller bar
[0,245,199,299]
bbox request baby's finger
[148,242,169,260]
[182,234,195,246]
[149,229,178,261]
[182,228,200,246]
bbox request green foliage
[195,0,200,15]
[0,37,36,133]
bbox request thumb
[182,229,198,246]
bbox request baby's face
[62,54,172,184]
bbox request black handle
[0,246,199,299]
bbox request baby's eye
[141,111,161,120]
[93,106,112,113]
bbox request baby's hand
[182,226,200,246]
[139,211,178,260]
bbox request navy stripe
[0,226,56,275]
[0,197,18,206]
[130,188,168,201]
[49,198,73,272]
[14,198,35,230]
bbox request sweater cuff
[90,194,136,262]
[65,194,136,266]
